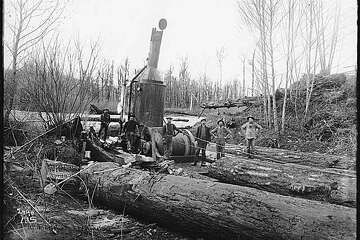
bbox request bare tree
[4,0,65,126]
[315,0,340,75]
[23,39,100,128]
[216,46,226,101]
[242,57,246,97]
[117,58,130,117]
[267,0,281,133]
[301,0,320,119]
[249,49,256,97]
[281,0,302,133]
[238,0,271,126]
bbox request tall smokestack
[133,19,167,127]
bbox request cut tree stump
[80,162,356,240]
[207,155,356,208]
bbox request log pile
[207,155,356,207]
[80,162,356,240]
[200,97,261,109]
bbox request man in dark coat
[193,118,211,166]
[123,114,140,153]
[162,117,181,160]
[98,109,111,140]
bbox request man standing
[193,118,211,166]
[99,109,111,141]
[241,116,263,158]
[211,119,231,160]
[162,117,181,160]
[123,114,140,153]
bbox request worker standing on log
[98,109,111,141]
[211,119,231,159]
[240,116,262,158]
[123,114,140,153]
[162,117,181,160]
[193,118,211,166]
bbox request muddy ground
[4,169,199,240]
[3,142,215,240]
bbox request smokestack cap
[159,18,167,30]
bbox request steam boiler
[129,19,197,161]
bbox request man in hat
[194,118,211,166]
[123,113,140,153]
[99,109,111,141]
[240,116,263,158]
[211,119,232,159]
[162,116,181,160]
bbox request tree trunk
[223,144,356,170]
[269,30,278,133]
[208,156,356,207]
[81,162,356,240]
[251,49,255,97]
[242,58,246,97]
[5,49,19,127]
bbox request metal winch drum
[140,127,197,160]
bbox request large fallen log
[208,155,356,208]
[223,143,355,170]
[85,128,130,165]
[80,162,356,240]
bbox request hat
[166,116,173,119]
[201,118,206,122]
[247,116,254,120]
[217,119,225,124]
[129,113,135,117]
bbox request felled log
[89,104,119,115]
[81,162,356,240]
[200,97,261,109]
[86,127,157,166]
[224,144,355,170]
[86,128,127,165]
[82,114,122,122]
[208,155,356,207]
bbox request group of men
[193,116,263,166]
[98,108,263,163]
[98,109,140,153]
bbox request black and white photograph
[2,0,357,239]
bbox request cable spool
[150,128,197,158]
[182,129,197,155]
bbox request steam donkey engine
[127,19,197,160]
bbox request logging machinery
[105,19,198,161]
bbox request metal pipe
[128,65,147,120]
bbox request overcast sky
[4,0,357,89]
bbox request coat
[195,125,211,142]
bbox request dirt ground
[3,140,207,240]
[4,172,195,240]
